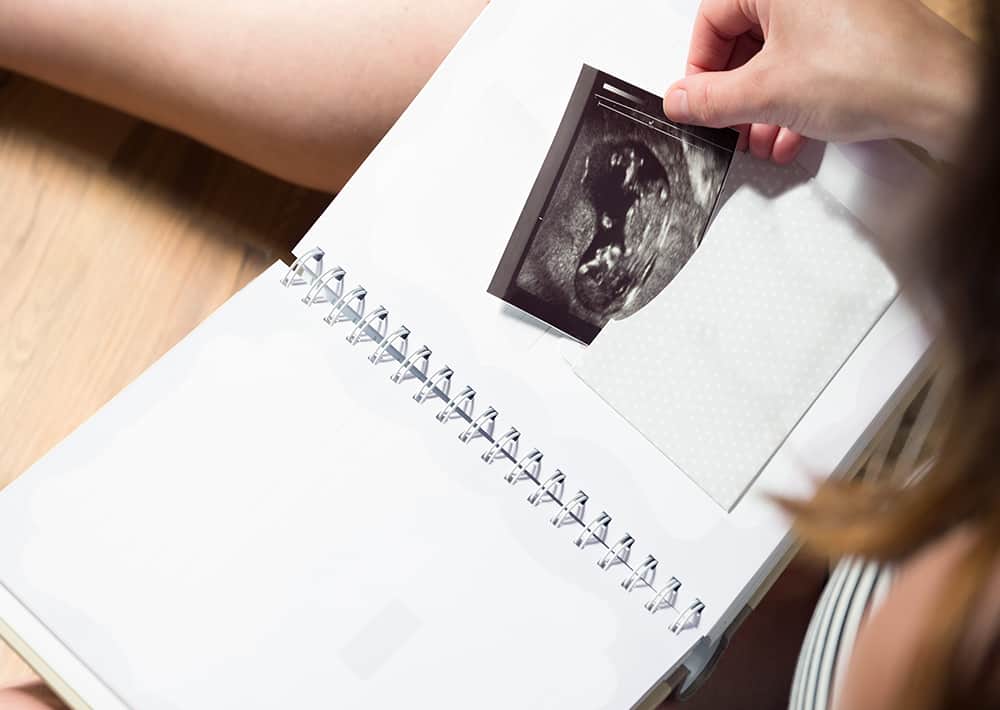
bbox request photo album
[0,1,930,708]
[489,66,738,343]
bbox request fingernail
[665,89,690,122]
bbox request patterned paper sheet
[575,154,897,510]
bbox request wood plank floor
[0,0,978,698]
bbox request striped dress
[789,558,895,710]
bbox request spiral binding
[281,248,704,635]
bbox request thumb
[664,62,779,128]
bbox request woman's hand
[664,0,979,163]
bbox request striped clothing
[790,558,895,710]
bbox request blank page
[0,264,692,709]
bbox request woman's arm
[0,0,487,192]
[837,527,1000,709]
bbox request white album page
[0,265,694,710]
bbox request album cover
[488,65,739,343]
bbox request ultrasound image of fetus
[575,140,672,316]
[492,69,737,343]
[511,94,730,339]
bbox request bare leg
[0,1,488,191]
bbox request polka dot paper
[574,154,897,511]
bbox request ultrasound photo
[488,65,739,343]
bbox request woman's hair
[780,5,1000,709]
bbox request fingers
[687,0,763,73]
[709,33,762,146]
[677,0,804,165]
[686,32,761,151]
[746,124,804,163]
[748,123,780,159]
[665,58,774,128]
[771,127,805,164]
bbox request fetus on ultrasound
[489,67,737,343]
[575,140,672,317]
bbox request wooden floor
[0,0,977,699]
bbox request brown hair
[780,5,1000,709]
